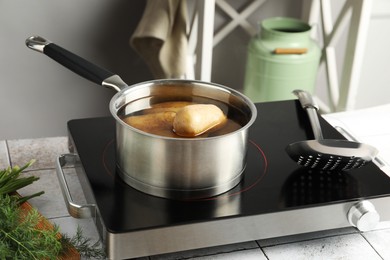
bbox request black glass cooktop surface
[68,100,390,233]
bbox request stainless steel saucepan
[26,36,257,199]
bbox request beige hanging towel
[130,0,188,79]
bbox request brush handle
[293,90,324,140]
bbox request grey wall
[0,0,152,139]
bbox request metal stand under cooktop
[61,100,390,259]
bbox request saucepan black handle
[25,36,126,92]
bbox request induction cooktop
[56,100,390,259]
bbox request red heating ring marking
[228,139,268,195]
[102,139,115,177]
[101,139,268,200]
[193,139,268,201]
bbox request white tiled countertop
[1,104,390,260]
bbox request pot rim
[109,79,257,140]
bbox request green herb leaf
[0,160,43,201]
[0,160,106,259]
[0,194,62,259]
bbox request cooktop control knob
[347,201,380,232]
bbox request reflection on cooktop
[281,168,359,206]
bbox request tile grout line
[46,214,74,221]
[178,247,261,260]
[4,140,12,168]
[255,240,270,260]
[257,229,359,249]
[259,231,385,260]
[360,232,385,260]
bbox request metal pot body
[110,80,257,199]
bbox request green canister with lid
[243,17,321,102]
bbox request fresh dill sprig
[0,194,62,259]
[60,226,106,259]
[0,161,107,259]
[0,194,107,259]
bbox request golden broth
[118,96,249,138]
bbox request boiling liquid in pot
[118,96,249,138]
